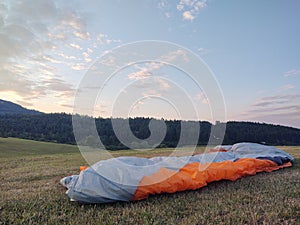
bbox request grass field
[0,138,299,224]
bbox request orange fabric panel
[80,166,89,171]
[132,159,292,201]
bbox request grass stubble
[0,138,299,225]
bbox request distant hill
[0,99,42,115]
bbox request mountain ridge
[0,99,42,115]
[0,99,299,147]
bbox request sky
[0,0,299,128]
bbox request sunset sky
[0,0,299,128]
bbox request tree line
[0,113,299,149]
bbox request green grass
[0,138,299,225]
[0,138,79,157]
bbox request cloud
[60,11,85,31]
[0,1,74,101]
[141,89,163,97]
[42,55,63,64]
[57,53,76,60]
[47,33,68,41]
[257,94,300,102]
[126,59,193,101]
[128,62,167,81]
[97,34,106,44]
[82,49,94,63]
[0,0,122,110]
[177,0,207,21]
[128,76,172,101]
[0,24,41,58]
[96,34,121,45]
[237,93,300,128]
[0,61,75,100]
[284,69,300,77]
[182,11,195,21]
[252,100,286,107]
[249,105,300,113]
[159,49,190,62]
[97,55,117,67]
[9,0,59,32]
[164,12,171,18]
[16,100,34,107]
[195,92,209,104]
[128,68,153,80]
[158,0,207,21]
[69,43,83,50]
[280,84,295,91]
[92,100,110,116]
[197,47,211,55]
[132,99,145,110]
[177,4,184,11]
[44,78,75,98]
[73,31,90,40]
[157,78,171,90]
[82,52,91,61]
[252,94,300,107]
[158,0,169,9]
[126,62,172,97]
[82,52,89,58]
[60,104,74,108]
[71,63,86,71]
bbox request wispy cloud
[57,53,76,60]
[126,62,172,99]
[128,62,166,80]
[279,84,295,91]
[0,0,123,109]
[0,0,76,102]
[195,92,209,104]
[43,78,75,99]
[60,11,85,31]
[249,105,300,113]
[41,55,63,64]
[69,43,83,50]
[73,31,90,40]
[16,100,34,107]
[236,93,300,128]
[71,63,86,71]
[197,47,211,55]
[255,94,300,103]
[284,69,300,77]
[125,48,196,101]
[251,93,300,107]
[132,99,145,110]
[81,48,93,63]
[130,77,171,92]
[128,68,153,80]
[157,78,171,90]
[47,33,67,41]
[60,103,74,109]
[159,49,190,62]
[96,34,121,45]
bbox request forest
[0,113,299,149]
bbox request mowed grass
[0,138,299,225]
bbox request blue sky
[0,0,299,128]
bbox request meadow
[0,137,299,224]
